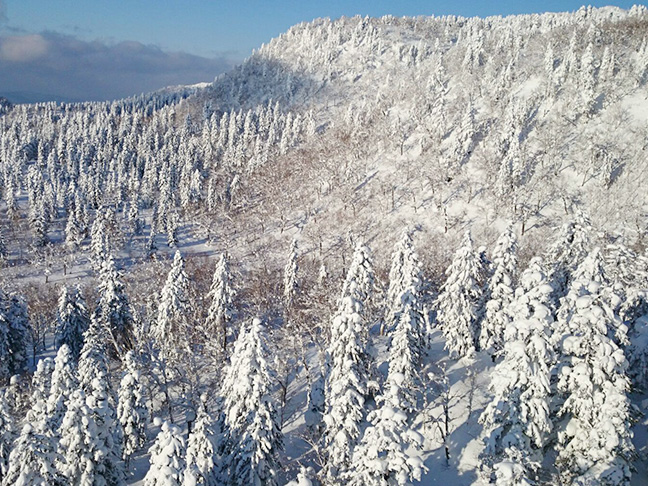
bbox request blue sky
[0,0,640,102]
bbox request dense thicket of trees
[1,5,648,486]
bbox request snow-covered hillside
[1,5,648,486]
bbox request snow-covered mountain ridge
[1,5,648,486]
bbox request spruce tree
[95,255,134,356]
[58,388,124,486]
[151,250,192,359]
[478,257,555,484]
[436,231,484,358]
[323,283,373,481]
[220,318,283,486]
[55,285,90,362]
[205,252,235,355]
[117,351,149,466]
[144,419,186,486]
[4,294,31,377]
[347,286,427,486]
[479,225,518,358]
[283,238,299,311]
[184,411,218,486]
[384,230,423,338]
[554,251,634,485]
[2,423,65,486]
[46,344,78,431]
[0,392,14,483]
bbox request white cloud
[0,34,48,61]
[0,31,235,101]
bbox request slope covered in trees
[0,5,648,485]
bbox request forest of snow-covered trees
[1,4,648,485]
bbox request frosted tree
[90,208,110,270]
[77,315,124,480]
[46,344,78,431]
[554,256,634,485]
[58,388,124,486]
[283,238,299,311]
[55,285,90,361]
[0,392,14,483]
[436,230,484,358]
[95,255,134,356]
[478,257,555,484]
[383,230,423,338]
[323,271,373,482]
[2,424,65,486]
[220,318,283,486]
[64,207,84,250]
[117,351,149,466]
[340,241,375,312]
[151,250,192,359]
[346,286,427,486]
[144,419,186,486]
[546,214,592,299]
[2,294,31,378]
[183,411,218,486]
[30,357,54,425]
[78,315,110,393]
[204,252,236,355]
[480,225,518,358]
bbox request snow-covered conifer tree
[479,225,518,357]
[3,294,31,378]
[383,230,423,338]
[340,241,374,311]
[478,256,554,484]
[144,419,186,486]
[55,285,90,361]
[554,253,634,485]
[151,250,192,359]
[436,231,484,358]
[46,344,78,431]
[204,252,235,354]
[323,286,373,481]
[95,255,134,355]
[347,274,428,485]
[184,411,218,486]
[3,423,65,486]
[117,351,148,465]
[546,213,592,299]
[283,238,299,311]
[220,318,282,486]
[0,392,14,483]
[58,388,124,486]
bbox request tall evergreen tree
[204,252,235,355]
[184,411,218,486]
[323,241,375,483]
[478,257,555,485]
[46,344,78,431]
[219,318,283,486]
[58,388,124,486]
[2,424,65,486]
[144,419,186,486]
[383,230,423,338]
[117,351,149,466]
[436,231,484,358]
[479,225,518,357]
[151,250,192,359]
[283,238,299,311]
[55,285,90,361]
[347,284,427,486]
[554,251,634,485]
[0,391,14,483]
[95,255,134,356]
